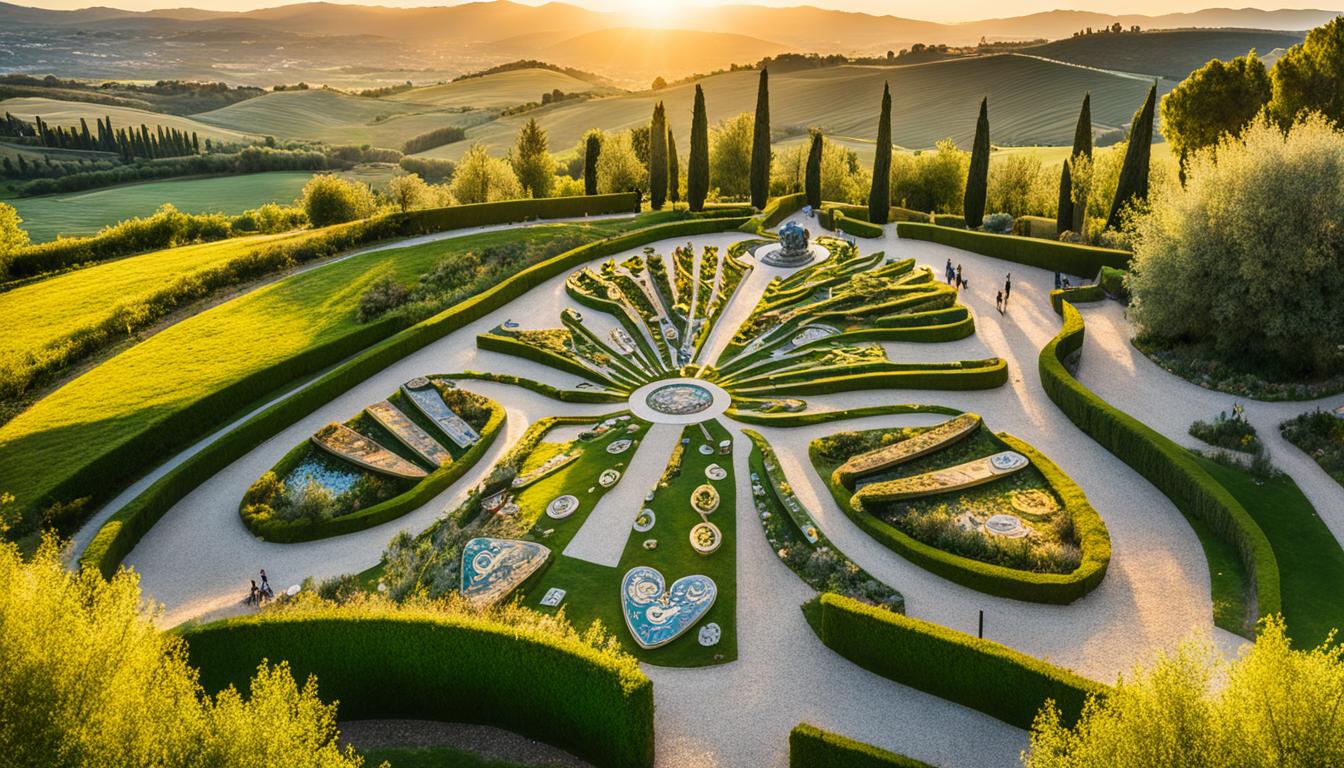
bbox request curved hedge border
[452,370,625,403]
[1040,300,1280,627]
[79,215,748,578]
[725,403,962,426]
[740,192,805,234]
[241,400,505,543]
[820,429,1110,604]
[180,609,653,768]
[815,593,1105,729]
[789,724,931,768]
[896,222,1130,275]
[833,211,884,239]
[476,332,616,388]
[1049,284,1106,315]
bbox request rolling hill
[192,89,486,147]
[0,97,254,144]
[415,54,1167,161]
[525,28,791,84]
[389,68,610,109]
[1022,28,1306,79]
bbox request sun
[620,0,681,29]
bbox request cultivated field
[388,68,608,108]
[7,171,316,242]
[417,54,1168,160]
[1022,28,1304,80]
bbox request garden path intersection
[68,214,1344,768]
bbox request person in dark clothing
[1004,273,1012,307]
[247,580,259,605]
[995,291,1003,313]
[955,264,963,290]
[945,259,955,285]
[1054,271,1062,290]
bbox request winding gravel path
[70,213,1342,767]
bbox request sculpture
[761,220,817,267]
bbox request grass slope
[0,216,658,523]
[418,54,1165,161]
[0,96,254,143]
[192,89,485,148]
[6,171,318,242]
[389,68,607,109]
[1022,29,1305,80]
[1193,454,1344,647]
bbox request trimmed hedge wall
[79,215,748,578]
[741,192,806,233]
[181,610,654,768]
[1049,284,1106,315]
[240,401,506,542]
[789,724,932,768]
[453,370,625,403]
[476,332,614,387]
[824,430,1111,604]
[897,222,1130,274]
[1040,301,1281,625]
[725,403,962,427]
[7,192,639,280]
[733,358,1007,397]
[833,211,884,239]
[816,594,1105,729]
[931,214,966,229]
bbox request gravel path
[74,213,1342,767]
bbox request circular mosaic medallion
[985,514,1029,538]
[645,382,715,416]
[633,508,656,532]
[990,451,1029,472]
[698,444,714,455]
[607,439,633,454]
[705,463,727,481]
[546,494,580,520]
[690,522,722,554]
[599,468,621,487]
[698,622,722,646]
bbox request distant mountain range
[0,1,1338,86]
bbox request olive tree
[450,143,523,204]
[1128,114,1344,376]
[709,113,754,198]
[298,174,376,227]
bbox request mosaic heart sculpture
[460,537,551,608]
[621,566,717,649]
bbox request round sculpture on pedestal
[757,221,827,267]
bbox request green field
[389,67,607,109]
[1022,28,1304,80]
[0,213,667,529]
[192,89,488,148]
[6,172,320,242]
[417,54,1167,161]
[0,96,254,144]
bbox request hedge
[476,332,616,388]
[789,724,932,768]
[825,430,1110,604]
[1014,215,1058,240]
[240,401,506,542]
[833,211,884,239]
[79,215,749,578]
[451,371,625,403]
[897,222,1131,275]
[732,358,1007,397]
[181,609,654,768]
[1049,284,1105,315]
[7,192,640,280]
[724,403,962,427]
[741,192,806,233]
[931,214,966,229]
[816,593,1105,729]
[1040,300,1281,625]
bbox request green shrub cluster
[241,401,506,543]
[1040,300,1281,627]
[897,222,1130,275]
[181,609,654,768]
[789,724,931,768]
[1097,265,1127,299]
[815,593,1105,729]
[79,215,748,577]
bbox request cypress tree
[1071,92,1093,160]
[649,101,668,210]
[805,130,823,209]
[583,131,601,196]
[688,84,709,212]
[1056,158,1073,235]
[868,82,892,224]
[749,68,771,209]
[667,128,680,205]
[1107,84,1157,229]
[964,97,990,228]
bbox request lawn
[6,169,401,242]
[1193,453,1344,647]
[0,214,665,531]
[525,419,737,666]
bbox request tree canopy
[450,143,523,204]
[510,117,555,198]
[709,113,754,198]
[1271,17,1344,127]
[1161,53,1272,163]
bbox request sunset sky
[11,0,1330,23]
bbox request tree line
[1,112,200,161]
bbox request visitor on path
[247,580,259,606]
[1003,274,1012,307]
[260,568,269,589]
[946,259,955,285]
[1054,271,1062,290]
[956,264,963,290]
[996,291,1003,313]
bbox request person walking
[247,579,259,606]
[1054,271,1062,290]
[995,290,1003,314]
[1003,273,1012,307]
[945,259,954,285]
[955,264,963,290]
